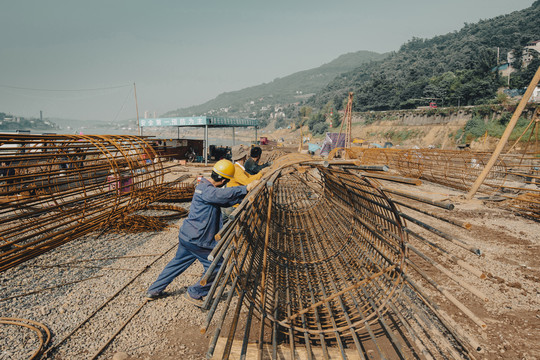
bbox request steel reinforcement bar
[0,134,167,272]
[351,148,508,193]
[351,148,539,219]
[201,156,483,359]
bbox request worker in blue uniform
[146,159,258,306]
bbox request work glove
[259,167,270,176]
[246,180,260,192]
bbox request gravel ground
[0,200,228,360]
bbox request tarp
[320,133,346,156]
[308,143,320,153]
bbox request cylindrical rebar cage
[230,162,408,342]
[0,134,164,272]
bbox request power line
[0,84,132,92]
[112,87,134,122]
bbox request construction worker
[228,145,267,186]
[244,146,271,175]
[221,145,266,222]
[146,159,258,306]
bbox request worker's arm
[200,185,247,207]
[233,167,262,185]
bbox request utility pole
[133,82,141,136]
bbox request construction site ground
[1,159,539,360]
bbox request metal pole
[232,127,235,146]
[204,125,208,166]
[133,83,140,137]
[255,126,258,144]
[466,64,540,199]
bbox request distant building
[526,40,540,54]
[533,86,540,102]
[522,40,540,65]
[499,40,540,76]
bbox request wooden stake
[466,64,540,199]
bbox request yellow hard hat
[212,159,235,179]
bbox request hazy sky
[0,0,534,122]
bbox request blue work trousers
[147,239,221,299]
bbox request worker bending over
[146,159,257,307]
[221,145,266,222]
[244,146,271,175]
[228,145,267,186]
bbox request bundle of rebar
[155,181,195,202]
[0,134,166,272]
[350,147,539,219]
[200,157,484,359]
[500,151,540,219]
[110,214,169,233]
[351,148,508,193]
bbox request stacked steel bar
[351,147,540,219]
[0,134,165,272]
[352,148,508,193]
[500,150,540,219]
[202,157,482,359]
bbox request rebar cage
[0,134,164,272]
[227,162,408,344]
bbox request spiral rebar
[0,134,167,272]
[202,157,482,359]
[351,147,539,219]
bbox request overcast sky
[0,0,534,122]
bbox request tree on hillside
[510,54,540,88]
[308,2,540,112]
[307,112,328,135]
[299,106,312,119]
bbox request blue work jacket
[178,177,247,249]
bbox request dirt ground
[388,181,540,360]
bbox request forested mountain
[309,1,540,112]
[164,51,387,118]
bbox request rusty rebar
[0,134,171,272]
[350,147,539,220]
[201,156,483,359]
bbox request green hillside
[309,1,540,112]
[163,50,387,118]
